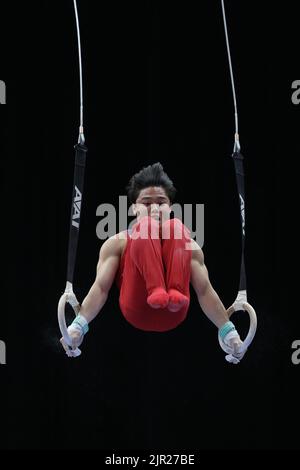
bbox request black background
[0,0,299,451]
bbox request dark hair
[126,162,177,204]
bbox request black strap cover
[232,151,247,291]
[67,142,88,283]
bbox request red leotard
[116,216,192,332]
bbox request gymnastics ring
[58,282,82,357]
[218,290,257,362]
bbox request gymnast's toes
[168,289,189,312]
[147,288,169,309]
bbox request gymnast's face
[133,186,171,224]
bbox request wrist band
[219,321,235,340]
[72,314,89,335]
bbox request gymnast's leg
[130,216,169,309]
[161,218,192,312]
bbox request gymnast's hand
[60,324,84,357]
[224,329,246,362]
[224,329,245,356]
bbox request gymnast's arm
[190,241,229,328]
[190,241,243,353]
[79,237,122,323]
[60,237,122,353]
